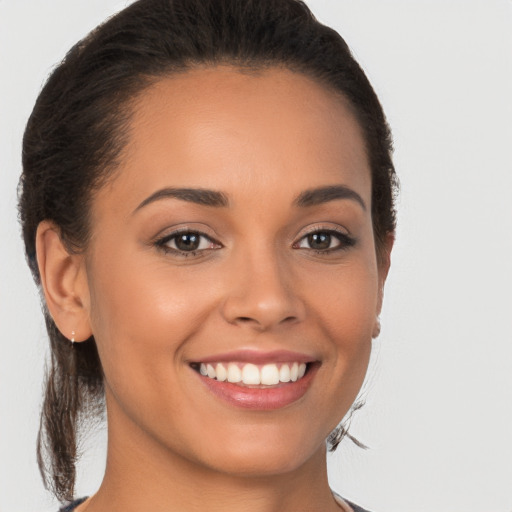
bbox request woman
[19,0,397,511]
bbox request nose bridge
[220,238,304,329]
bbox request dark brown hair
[19,0,397,502]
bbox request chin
[187,422,329,478]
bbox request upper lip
[191,349,317,365]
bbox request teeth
[279,364,291,382]
[290,362,299,382]
[227,363,242,383]
[216,363,227,382]
[198,362,309,385]
[206,364,216,379]
[242,363,261,385]
[261,364,280,385]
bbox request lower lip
[195,365,318,410]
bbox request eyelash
[293,227,356,254]
[154,227,356,257]
[155,229,221,257]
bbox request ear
[373,232,394,338]
[36,221,92,343]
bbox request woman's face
[82,67,389,477]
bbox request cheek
[85,252,219,393]
[308,256,379,336]
[85,258,223,451]
[305,256,378,387]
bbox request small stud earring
[372,318,381,339]
[71,331,76,344]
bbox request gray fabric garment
[346,499,372,512]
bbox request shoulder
[345,499,373,512]
[333,492,373,512]
[58,497,88,512]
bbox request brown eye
[175,232,201,251]
[156,230,221,255]
[294,229,356,252]
[307,232,332,250]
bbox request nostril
[234,315,297,327]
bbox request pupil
[308,232,331,250]
[176,233,200,251]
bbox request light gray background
[1,1,511,511]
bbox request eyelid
[293,223,351,242]
[152,223,219,243]
[154,226,223,255]
[292,224,356,251]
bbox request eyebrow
[294,185,367,210]
[133,184,366,214]
[133,187,229,213]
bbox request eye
[294,229,355,252]
[156,230,221,255]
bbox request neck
[85,407,340,512]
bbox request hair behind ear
[37,315,103,502]
[37,318,79,501]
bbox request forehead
[97,66,371,213]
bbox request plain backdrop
[1,1,511,511]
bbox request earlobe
[372,317,381,339]
[36,221,92,343]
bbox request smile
[190,352,319,410]
[196,362,308,386]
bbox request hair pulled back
[19,0,397,502]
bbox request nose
[220,248,305,331]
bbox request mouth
[191,361,309,386]
[190,354,319,410]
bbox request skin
[37,66,392,512]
